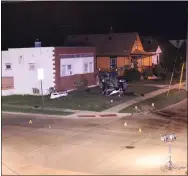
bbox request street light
[160,133,179,171]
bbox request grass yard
[2,85,161,112]
[2,106,73,116]
[120,89,187,113]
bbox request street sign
[37,68,44,80]
[169,40,185,49]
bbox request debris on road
[50,91,68,100]
[138,128,142,132]
[29,120,32,124]
[135,106,141,112]
[124,122,127,127]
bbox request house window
[5,63,12,70]
[110,57,117,69]
[84,63,89,73]
[61,65,66,77]
[29,63,36,70]
[67,64,72,75]
[89,62,93,72]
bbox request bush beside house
[142,68,153,80]
[153,64,166,79]
[124,68,141,82]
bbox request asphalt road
[2,100,187,175]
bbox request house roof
[64,32,138,56]
[131,50,155,56]
[140,36,159,52]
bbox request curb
[77,113,118,118]
[2,111,132,119]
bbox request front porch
[130,50,155,72]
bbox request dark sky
[1,1,188,49]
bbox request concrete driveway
[2,100,187,175]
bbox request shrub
[153,64,165,77]
[123,68,141,82]
[142,68,153,80]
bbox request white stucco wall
[152,46,162,65]
[2,51,13,77]
[2,47,55,95]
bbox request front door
[110,57,117,69]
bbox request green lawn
[2,86,161,112]
[120,89,187,113]
[2,106,73,116]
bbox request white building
[1,46,97,96]
[2,47,55,96]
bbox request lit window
[5,63,12,70]
[29,63,36,70]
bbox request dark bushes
[124,68,141,82]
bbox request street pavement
[2,100,187,175]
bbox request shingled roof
[64,32,138,56]
[140,36,159,52]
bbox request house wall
[54,47,97,91]
[2,47,55,95]
[152,46,162,65]
[97,56,110,69]
[137,56,152,72]
[131,35,144,52]
[117,56,130,67]
[96,56,130,70]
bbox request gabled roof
[140,36,159,52]
[64,32,138,56]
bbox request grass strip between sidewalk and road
[2,106,73,116]
[119,89,187,113]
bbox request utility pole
[186,19,188,91]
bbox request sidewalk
[103,82,185,113]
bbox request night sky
[1,1,188,50]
